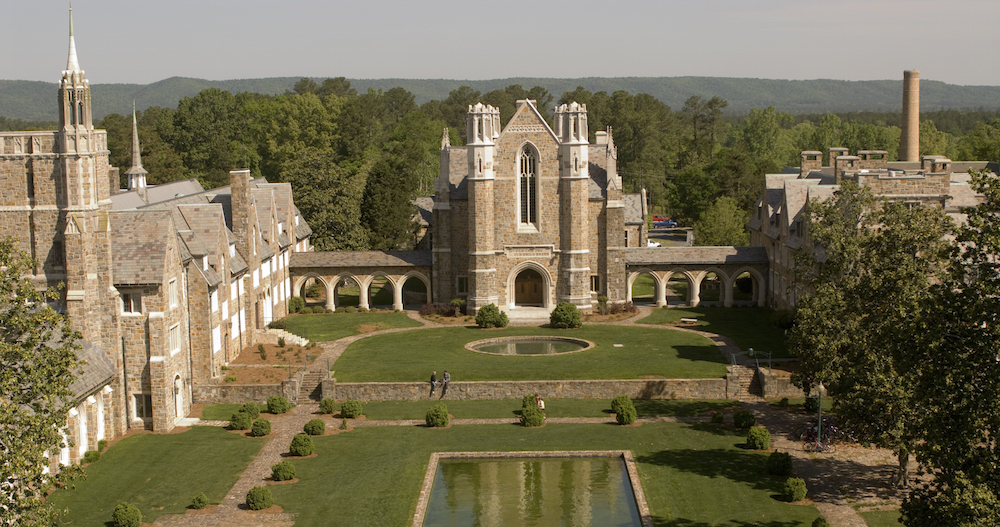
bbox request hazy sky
[5,0,999,86]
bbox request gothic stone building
[0,14,311,470]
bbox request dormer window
[518,145,538,227]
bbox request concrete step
[299,372,324,402]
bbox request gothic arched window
[518,145,538,227]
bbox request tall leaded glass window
[519,146,537,226]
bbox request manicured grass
[200,402,267,421]
[638,306,792,357]
[334,325,728,381]
[48,427,263,525]
[269,422,823,527]
[279,311,422,342]
[860,510,903,527]
[355,398,739,420]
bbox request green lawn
[354,398,739,420]
[48,427,263,525]
[280,311,422,342]
[638,306,792,357]
[860,510,904,527]
[270,422,824,527]
[334,325,728,381]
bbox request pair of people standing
[429,370,450,398]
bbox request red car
[652,215,667,222]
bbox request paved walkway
[161,307,902,526]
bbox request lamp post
[816,381,826,447]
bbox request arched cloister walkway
[624,246,769,308]
[290,251,432,311]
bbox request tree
[693,196,749,246]
[788,182,953,489]
[0,239,83,526]
[956,118,1000,163]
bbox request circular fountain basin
[466,336,594,356]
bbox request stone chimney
[900,70,920,162]
[858,150,889,171]
[828,147,849,167]
[800,151,822,177]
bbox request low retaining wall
[192,379,299,405]
[759,372,806,399]
[322,378,729,401]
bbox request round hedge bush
[304,418,326,436]
[549,302,582,329]
[191,492,209,510]
[711,412,724,424]
[267,395,292,414]
[229,411,252,430]
[746,426,771,450]
[616,401,637,425]
[240,401,261,420]
[426,403,449,427]
[289,433,314,456]
[271,460,296,481]
[250,418,272,437]
[475,303,508,328]
[766,451,793,476]
[783,477,807,502]
[521,404,545,427]
[812,518,830,527]
[319,398,337,414]
[246,486,273,510]
[341,399,363,418]
[733,410,756,429]
[610,395,631,416]
[804,396,821,413]
[111,502,142,527]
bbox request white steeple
[66,6,81,74]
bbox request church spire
[66,6,81,73]
[126,101,148,193]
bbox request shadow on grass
[634,399,739,418]
[653,518,807,527]
[673,345,731,365]
[687,422,744,437]
[636,446,779,492]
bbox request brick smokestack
[900,70,920,162]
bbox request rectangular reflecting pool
[412,451,651,527]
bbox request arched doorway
[514,268,544,306]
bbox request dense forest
[4,79,1000,250]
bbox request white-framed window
[590,275,600,293]
[253,269,260,288]
[456,276,469,296]
[229,244,236,258]
[222,300,229,321]
[262,259,271,278]
[273,285,279,305]
[231,279,238,301]
[121,291,142,313]
[238,278,245,296]
[212,325,221,352]
[168,279,179,308]
[211,290,219,313]
[169,324,181,356]
[518,145,538,227]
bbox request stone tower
[554,102,592,309]
[465,103,500,312]
[900,70,920,162]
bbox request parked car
[647,240,662,247]
[652,215,667,222]
[652,219,677,228]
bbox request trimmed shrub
[597,295,609,315]
[340,418,348,430]
[711,412,724,424]
[610,394,631,416]
[226,375,237,383]
[304,418,326,436]
[521,404,545,427]
[779,397,790,407]
[804,396,821,413]
[616,400,637,425]
[783,477,807,502]
[426,403,449,427]
[319,398,337,414]
[241,401,261,420]
[267,395,292,414]
[191,492,209,510]
[767,451,794,476]
[271,460,296,481]
[812,518,830,527]
[229,411,252,430]
[289,433,314,456]
[450,298,466,315]
[344,306,357,313]
[549,302,582,329]
[288,296,305,313]
[522,394,539,409]
[111,502,143,527]
[267,319,286,329]
[733,410,756,429]
[277,337,286,348]
[250,418,272,437]
[98,439,107,452]
[475,303,508,328]
[746,426,771,450]
[341,399,363,418]
[246,486,273,510]
[419,303,436,316]
[82,450,100,464]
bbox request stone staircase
[731,365,764,401]
[298,371,325,402]
[263,327,309,347]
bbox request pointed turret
[66,7,81,73]
[126,102,149,199]
[59,6,92,133]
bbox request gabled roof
[498,99,558,143]
[68,341,115,401]
[109,210,174,285]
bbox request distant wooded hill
[3,76,1000,121]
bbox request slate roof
[68,340,115,401]
[109,210,174,285]
[412,197,433,226]
[624,193,644,225]
[109,191,146,209]
[624,246,769,266]
[144,179,205,205]
[291,251,433,268]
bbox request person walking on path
[439,370,450,399]
[428,370,437,398]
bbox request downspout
[121,336,130,430]
[184,266,194,411]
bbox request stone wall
[322,378,729,401]
[759,372,806,399]
[192,378,299,405]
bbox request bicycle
[802,440,837,453]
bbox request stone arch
[728,267,766,307]
[506,261,553,310]
[663,269,698,307]
[332,273,364,310]
[626,268,664,306]
[694,267,729,306]
[399,270,432,308]
[292,273,333,310]
[361,272,395,310]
